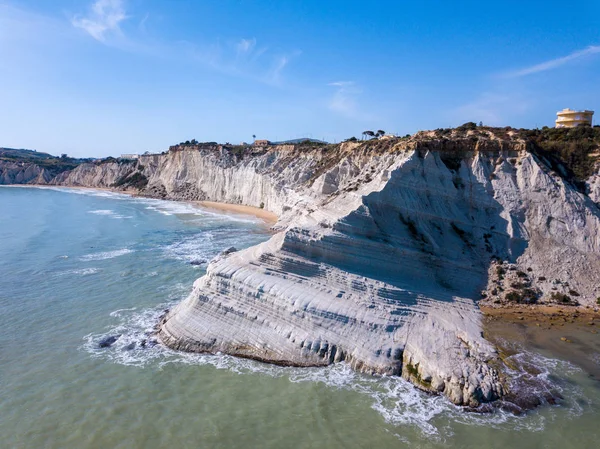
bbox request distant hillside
[0,148,56,160]
[0,147,91,166]
[0,147,90,185]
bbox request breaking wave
[88,209,132,219]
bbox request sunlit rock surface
[151,138,600,406]
[7,134,600,406]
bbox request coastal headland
[3,124,600,410]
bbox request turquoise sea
[1,186,600,448]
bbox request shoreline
[196,200,278,225]
[482,306,600,381]
[0,184,126,194]
[1,184,279,225]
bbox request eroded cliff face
[0,160,53,185]
[49,161,138,188]
[8,134,600,407]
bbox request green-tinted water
[1,187,599,448]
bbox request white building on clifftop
[555,108,594,128]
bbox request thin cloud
[70,1,296,85]
[267,55,289,84]
[138,13,150,33]
[236,38,256,54]
[328,81,361,117]
[71,0,127,42]
[186,40,296,86]
[504,45,600,78]
[234,38,268,64]
[329,81,354,88]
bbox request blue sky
[1,0,599,157]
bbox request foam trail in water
[81,248,134,261]
[109,307,138,317]
[57,267,101,276]
[161,232,214,264]
[88,209,115,215]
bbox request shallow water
[1,186,600,448]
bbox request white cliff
[50,160,139,188]
[148,137,600,407]
[7,133,600,407]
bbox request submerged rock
[98,335,121,348]
[220,247,237,256]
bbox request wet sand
[482,305,600,380]
[196,200,278,224]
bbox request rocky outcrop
[152,137,600,407]
[5,133,600,407]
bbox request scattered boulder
[220,247,238,256]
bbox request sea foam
[80,301,589,440]
[80,248,134,261]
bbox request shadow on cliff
[283,150,527,304]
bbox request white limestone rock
[19,136,600,407]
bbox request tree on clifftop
[363,130,375,140]
[376,130,386,137]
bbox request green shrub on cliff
[523,126,600,184]
[549,292,578,306]
[456,122,478,132]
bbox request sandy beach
[196,200,278,224]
